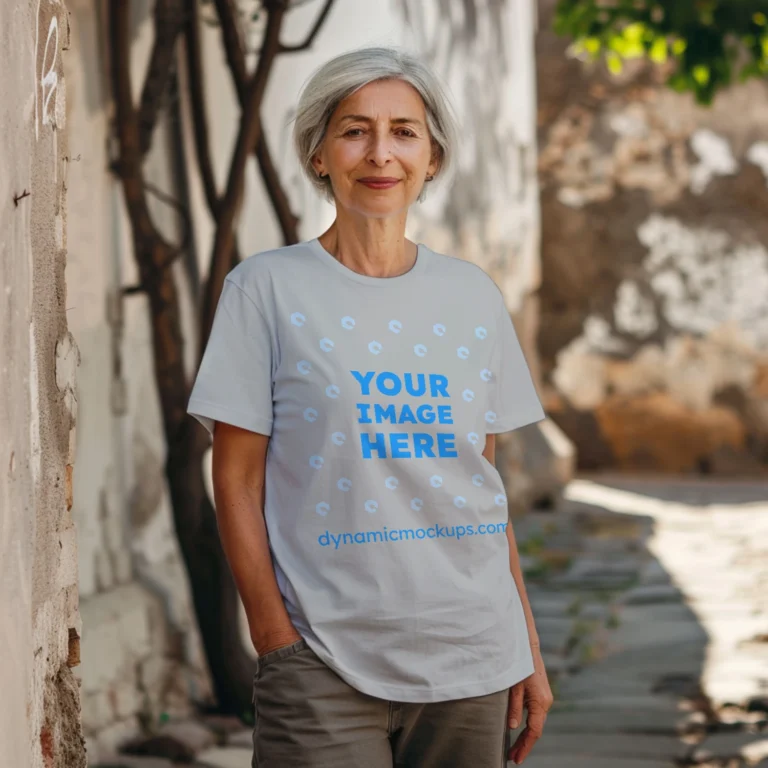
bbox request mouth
[358,178,400,189]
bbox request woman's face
[313,79,439,218]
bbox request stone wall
[536,0,768,475]
[0,1,86,767]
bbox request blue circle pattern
[290,310,508,517]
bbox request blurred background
[2,1,768,766]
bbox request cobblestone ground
[93,475,768,768]
[516,474,768,768]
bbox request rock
[530,594,579,618]
[195,747,252,767]
[541,654,571,677]
[530,731,689,760]
[93,718,142,758]
[594,392,746,473]
[747,697,768,714]
[122,735,195,764]
[518,418,576,507]
[550,694,682,714]
[638,559,673,586]
[554,557,642,588]
[158,720,217,754]
[692,732,768,764]
[200,715,248,738]
[226,730,253,749]
[94,758,176,768]
[522,756,673,768]
[533,617,575,655]
[579,603,611,621]
[551,339,608,410]
[619,585,685,605]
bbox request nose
[366,128,394,167]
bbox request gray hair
[292,46,460,204]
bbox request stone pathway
[91,474,768,768]
[515,474,768,768]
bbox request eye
[396,128,417,137]
[344,128,365,137]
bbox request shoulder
[421,243,504,305]
[225,241,313,292]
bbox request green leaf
[584,36,601,54]
[671,38,687,55]
[649,36,668,63]
[692,64,711,85]
[623,22,645,41]
[552,0,768,106]
[608,33,627,55]
[606,51,624,74]
[666,70,690,92]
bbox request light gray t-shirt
[188,238,546,702]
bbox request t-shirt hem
[302,639,535,703]
[187,398,273,437]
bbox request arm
[211,421,302,656]
[482,434,539,648]
[484,433,552,764]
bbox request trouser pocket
[255,638,308,678]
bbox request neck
[317,212,417,279]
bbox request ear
[427,143,440,177]
[312,154,325,177]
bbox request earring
[318,172,327,178]
[426,174,434,182]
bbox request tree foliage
[554,0,768,104]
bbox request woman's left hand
[507,645,554,764]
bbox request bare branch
[138,0,186,155]
[110,0,156,242]
[211,0,248,101]
[279,0,334,53]
[109,0,189,439]
[183,1,221,214]
[200,3,287,346]
[212,0,300,244]
[255,130,300,244]
[144,180,192,251]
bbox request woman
[188,46,552,768]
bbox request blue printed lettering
[437,432,458,458]
[389,432,411,458]
[351,370,375,395]
[360,432,387,459]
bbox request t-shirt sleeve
[187,278,274,437]
[486,297,546,434]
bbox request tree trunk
[166,417,254,715]
[109,0,254,717]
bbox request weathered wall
[536,0,768,475]
[0,1,86,767]
[63,1,213,760]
